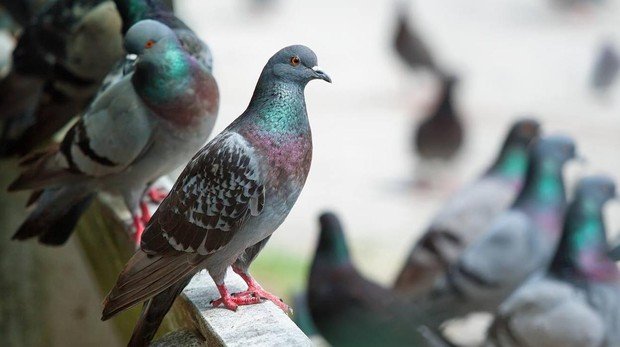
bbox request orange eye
[144,40,155,49]
[290,56,300,66]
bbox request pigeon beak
[123,53,139,74]
[312,66,331,83]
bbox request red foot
[132,215,145,245]
[232,268,291,313]
[211,284,261,311]
[147,187,169,203]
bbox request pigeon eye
[145,40,155,49]
[290,56,300,66]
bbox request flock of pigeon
[0,1,618,347]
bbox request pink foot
[139,201,151,224]
[211,284,261,311]
[147,187,169,203]
[232,268,291,313]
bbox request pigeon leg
[132,215,145,245]
[139,201,151,223]
[147,186,169,203]
[211,283,261,311]
[231,267,291,313]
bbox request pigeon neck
[316,230,351,266]
[114,0,149,32]
[550,198,618,282]
[246,78,309,135]
[513,155,566,236]
[488,144,529,182]
[134,40,215,125]
[435,87,454,118]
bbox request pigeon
[101,45,330,347]
[414,75,464,162]
[395,118,541,296]
[308,212,444,347]
[393,1,437,72]
[8,19,219,246]
[0,0,212,157]
[0,0,124,156]
[591,41,619,94]
[486,175,619,347]
[425,135,577,323]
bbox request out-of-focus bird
[0,0,212,157]
[395,119,541,296]
[486,175,619,347]
[393,1,437,72]
[8,19,219,246]
[308,212,444,347]
[591,41,619,94]
[424,135,577,324]
[101,45,330,347]
[414,75,463,163]
[0,0,124,156]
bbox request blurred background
[2,0,620,345]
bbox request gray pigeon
[423,135,577,324]
[101,45,330,347]
[395,119,540,296]
[8,19,219,245]
[486,175,619,347]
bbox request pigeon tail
[12,187,95,245]
[128,276,192,347]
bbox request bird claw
[232,288,292,314]
[131,216,145,246]
[147,186,169,203]
[211,294,261,311]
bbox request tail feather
[12,190,94,245]
[102,251,197,321]
[8,146,81,192]
[128,276,192,347]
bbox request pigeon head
[506,118,541,147]
[124,19,177,57]
[534,135,577,165]
[574,175,617,208]
[315,212,350,265]
[262,45,331,85]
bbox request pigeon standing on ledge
[395,119,540,296]
[308,212,445,347]
[101,45,330,347]
[486,175,619,347]
[8,20,219,245]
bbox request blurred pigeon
[8,20,219,246]
[591,41,619,94]
[0,0,124,156]
[308,212,445,347]
[0,0,212,157]
[101,45,330,347]
[486,175,619,347]
[0,0,51,27]
[393,1,436,72]
[425,135,577,323]
[395,119,540,296]
[414,75,463,162]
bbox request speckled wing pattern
[142,131,265,255]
